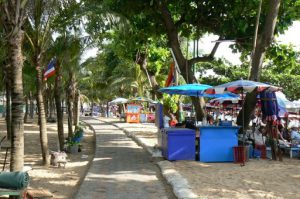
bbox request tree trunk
[91,101,94,116]
[238,0,281,129]
[67,98,73,138]
[54,60,64,151]
[29,92,34,119]
[73,90,80,126]
[9,31,25,171]
[5,70,12,140]
[24,96,29,123]
[36,59,50,166]
[106,101,109,117]
[136,52,162,100]
[157,2,211,120]
[44,86,49,118]
[66,72,76,138]
[48,85,55,120]
[1,92,5,118]
[236,91,258,132]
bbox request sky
[81,21,300,65]
[199,21,300,65]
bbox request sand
[173,158,300,199]
[0,117,95,199]
[101,118,300,199]
[1,116,300,199]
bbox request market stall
[126,104,141,123]
[128,96,157,123]
[157,84,240,161]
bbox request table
[199,126,240,162]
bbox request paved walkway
[75,117,175,199]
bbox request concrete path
[75,118,175,199]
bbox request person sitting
[169,113,178,127]
[277,124,290,147]
[175,121,186,128]
[290,126,300,144]
[206,114,214,125]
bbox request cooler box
[155,103,164,129]
[219,121,232,126]
[140,114,147,123]
[199,126,239,162]
[162,128,196,161]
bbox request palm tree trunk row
[9,31,25,171]
[36,59,50,166]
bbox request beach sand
[1,116,300,199]
[173,158,300,199]
[0,117,95,199]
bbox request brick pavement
[75,118,175,199]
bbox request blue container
[290,148,300,158]
[248,145,253,159]
[162,128,196,161]
[253,149,261,158]
[140,114,147,123]
[155,103,164,129]
[219,121,232,126]
[199,126,239,162]
[266,147,272,159]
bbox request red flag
[165,62,175,87]
[44,58,56,80]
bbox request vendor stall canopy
[129,96,157,104]
[159,83,239,98]
[109,97,128,104]
[205,80,281,94]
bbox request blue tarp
[159,84,239,98]
[0,172,30,189]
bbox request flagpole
[169,48,181,75]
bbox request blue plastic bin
[253,149,261,158]
[199,126,239,162]
[140,114,147,123]
[155,103,164,129]
[290,148,300,158]
[266,147,272,159]
[162,128,196,161]
[248,145,253,159]
[219,121,232,126]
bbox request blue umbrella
[159,84,239,98]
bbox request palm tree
[24,0,61,165]
[0,25,12,139]
[0,0,28,171]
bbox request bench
[26,189,53,199]
[0,188,24,198]
[285,147,300,158]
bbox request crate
[162,128,196,161]
[255,144,266,159]
[233,146,247,164]
[253,149,261,158]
